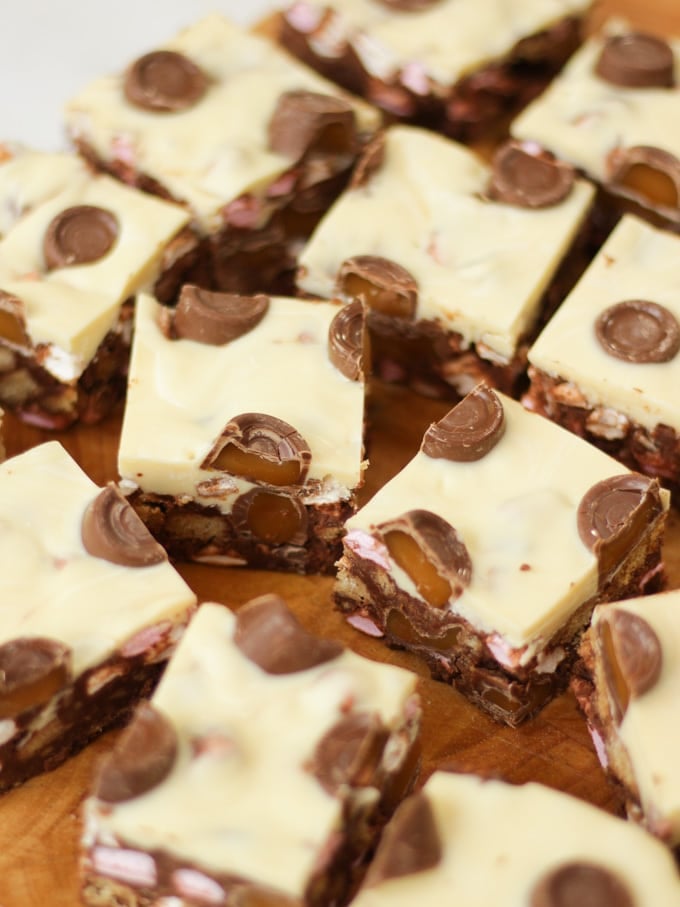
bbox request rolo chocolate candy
[234,594,343,675]
[379,509,472,608]
[422,384,505,462]
[595,300,680,363]
[365,792,442,886]
[203,413,311,486]
[530,861,633,907]
[124,50,207,112]
[268,90,356,161]
[0,637,72,719]
[231,488,308,546]
[607,146,680,211]
[173,286,269,346]
[95,702,178,803]
[595,32,675,89]
[337,255,418,320]
[81,485,167,568]
[43,206,118,270]
[328,299,367,381]
[488,140,574,208]
[309,712,387,794]
[577,474,663,578]
[596,609,662,723]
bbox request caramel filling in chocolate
[384,531,452,608]
[243,491,305,544]
[0,308,29,347]
[387,610,461,650]
[212,445,302,486]
[341,273,415,319]
[600,619,631,719]
[617,162,679,209]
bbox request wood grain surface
[2,1,680,904]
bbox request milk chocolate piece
[595,300,680,363]
[81,486,167,567]
[173,286,269,346]
[124,50,207,112]
[234,594,343,675]
[488,140,575,208]
[268,90,356,161]
[203,414,312,486]
[0,638,72,719]
[43,206,118,270]
[310,712,387,794]
[595,32,675,89]
[422,385,505,462]
[608,146,680,210]
[597,610,662,723]
[231,488,308,546]
[577,474,663,577]
[531,861,633,907]
[379,510,472,608]
[365,792,442,886]
[350,132,386,189]
[337,256,418,319]
[328,299,366,381]
[95,702,178,803]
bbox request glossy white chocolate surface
[85,601,418,895]
[513,21,680,183]
[284,0,590,86]
[118,293,366,508]
[592,591,680,846]
[298,125,594,360]
[0,441,195,676]
[64,14,380,233]
[345,392,669,650]
[352,772,680,906]
[0,169,189,380]
[529,214,680,432]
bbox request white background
[2,1,280,150]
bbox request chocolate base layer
[81,708,421,907]
[74,139,367,296]
[523,366,680,498]
[278,13,583,143]
[127,490,355,575]
[334,515,666,727]
[0,630,186,795]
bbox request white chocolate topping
[285,0,590,86]
[592,591,680,846]
[0,441,195,676]
[352,772,680,906]
[118,293,366,508]
[0,171,190,380]
[529,214,680,433]
[86,601,418,895]
[298,126,594,360]
[346,392,669,650]
[64,14,380,233]
[0,146,89,237]
[512,21,680,183]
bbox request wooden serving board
[1,1,680,903]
